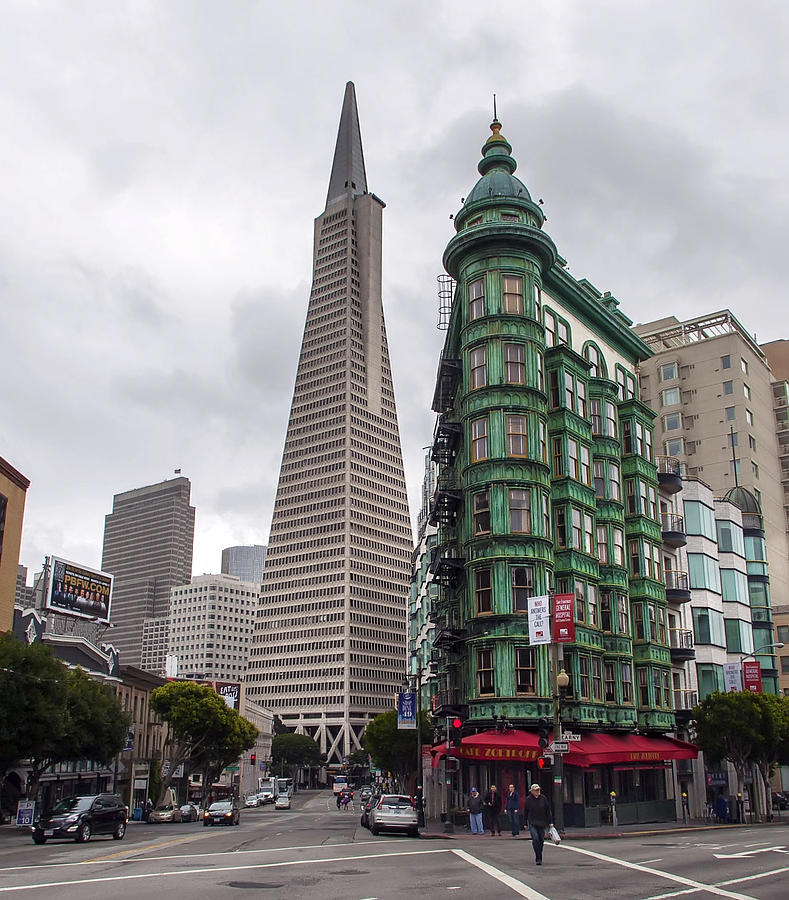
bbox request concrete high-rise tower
[245,83,412,762]
[101,476,195,669]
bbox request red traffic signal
[250,753,256,766]
[451,717,462,729]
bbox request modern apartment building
[0,455,30,632]
[221,545,267,585]
[635,313,785,689]
[759,339,789,695]
[427,116,696,827]
[168,573,259,682]
[101,477,195,669]
[245,83,413,763]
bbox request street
[0,792,787,899]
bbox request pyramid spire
[326,81,368,205]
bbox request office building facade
[245,83,413,763]
[101,477,195,669]
[221,545,267,585]
[168,573,259,682]
[0,456,30,632]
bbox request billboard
[46,556,113,625]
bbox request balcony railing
[665,569,690,591]
[656,455,683,493]
[669,628,694,651]
[673,689,698,711]
[661,512,687,547]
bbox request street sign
[563,732,581,741]
[16,800,35,828]
[548,741,569,753]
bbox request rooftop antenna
[493,93,498,121]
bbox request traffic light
[537,753,553,771]
[250,753,256,767]
[450,715,464,748]
[537,717,550,749]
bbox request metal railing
[661,513,686,534]
[665,569,690,591]
[673,689,698,711]
[656,455,682,476]
[669,628,694,650]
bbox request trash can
[133,806,143,821]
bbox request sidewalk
[418,815,789,841]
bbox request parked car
[274,794,291,810]
[179,803,199,822]
[359,795,380,829]
[245,794,260,808]
[368,794,418,837]
[148,804,182,823]
[32,793,127,844]
[203,800,240,826]
[772,791,788,810]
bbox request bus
[331,775,348,794]
[276,777,294,798]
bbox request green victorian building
[423,118,697,827]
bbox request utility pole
[550,592,570,836]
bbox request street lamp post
[740,642,784,663]
[553,664,569,835]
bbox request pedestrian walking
[467,788,484,834]
[505,783,521,836]
[484,784,502,835]
[524,783,553,865]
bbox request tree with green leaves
[0,634,68,781]
[150,681,256,805]
[693,690,789,820]
[189,711,258,807]
[271,733,321,780]
[363,709,433,789]
[0,634,130,800]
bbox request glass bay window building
[426,118,696,826]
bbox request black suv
[32,793,127,844]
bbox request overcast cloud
[2,0,787,578]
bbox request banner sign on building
[742,660,762,693]
[528,595,551,645]
[215,682,241,709]
[553,593,575,643]
[723,662,743,692]
[46,556,113,625]
[397,691,417,729]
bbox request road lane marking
[83,835,196,862]
[0,847,451,893]
[0,838,388,872]
[452,849,551,900]
[644,864,789,900]
[638,858,664,864]
[560,843,758,900]
[713,846,786,858]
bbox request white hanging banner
[528,595,551,645]
[723,662,742,692]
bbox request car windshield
[209,802,232,811]
[50,796,95,814]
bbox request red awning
[429,730,697,768]
[563,733,698,767]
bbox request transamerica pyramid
[246,83,413,763]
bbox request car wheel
[409,828,419,838]
[32,834,46,845]
[371,824,379,836]
[203,821,210,827]
[77,822,91,842]
[113,822,126,840]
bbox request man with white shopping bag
[523,783,554,865]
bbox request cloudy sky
[3,0,788,580]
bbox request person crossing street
[524,783,553,865]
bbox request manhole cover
[226,882,285,890]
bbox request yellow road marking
[83,835,196,863]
